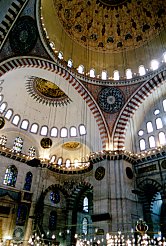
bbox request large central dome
[55,0,166,53]
[41,0,166,77]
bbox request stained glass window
[23,172,33,191]
[3,165,18,187]
[12,137,23,153]
[28,146,36,157]
[82,217,88,235]
[49,211,57,231]
[50,190,60,204]
[0,135,7,146]
[16,204,28,226]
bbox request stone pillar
[92,159,139,235]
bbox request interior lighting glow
[151,59,159,71]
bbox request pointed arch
[0,57,109,149]
[113,69,166,150]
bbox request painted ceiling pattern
[25,76,72,107]
[54,0,166,52]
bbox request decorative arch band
[0,57,109,149]
[113,69,166,150]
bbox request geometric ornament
[9,16,37,54]
[98,87,125,113]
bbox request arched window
[126,69,132,79]
[12,137,23,153]
[66,159,71,168]
[0,102,7,113]
[79,124,86,135]
[57,157,63,166]
[78,65,84,74]
[5,109,13,120]
[139,139,146,151]
[139,65,146,76]
[30,123,39,134]
[74,159,79,168]
[60,127,68,137]
[113,70,120,80]
[82,217,88,235]
[147,121,153,133]
[70,126,77,137]
[50,127,58,137]
[159,132,166,145]
[23,172,33,191]
[67,59,73,68]
[49,211,57,231]
[3,165,18,187]
[101,70,107,80]
[151,59,159,71]
[50,155,56,163]
[163,99,166,112]
[58,51,63,60]
[49,41,55,50]
[154,109,160,115]
[12,115,20,126]
[0,135,7,146]
[16,204,28,226]
[138,130,144,136]
[149,136,156,148]
[50,190,60,204]
[90,69,95,78]
[21,119,29,130]
[156,118,163,130]
[28,146,36,157]
[83,197,89,212]
[40,126,48,136]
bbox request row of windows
[50,156,89,168]
[139,132,166,151]
[0,136,36,156]
[0,136,89,167]
[138,99,166,137]
[0,99,86,137]
[3,165,32,190]
[53,49,166,80]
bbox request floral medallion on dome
[26,77,72,107]
[98,87,124,113]
[9,16,37,54]
[55,0,166,52]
